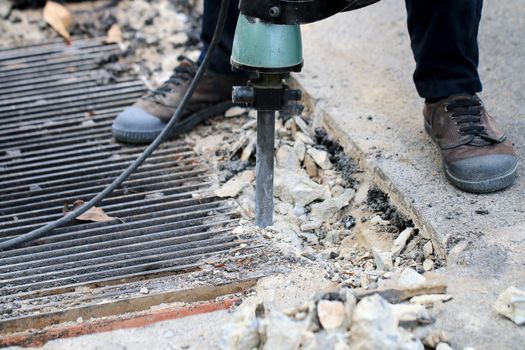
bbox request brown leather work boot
[112,56,248,144]
[424,94,518,193]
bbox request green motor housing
[231,15,303,73]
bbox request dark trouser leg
[198,0,240,75]
[405,0,483,100]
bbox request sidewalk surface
[296,1,525,348]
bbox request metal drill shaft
[255,110,275,227]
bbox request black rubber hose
[0,0,232,251]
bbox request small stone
[307,148,332,170]
[303,154,318,178]
[317,300,346,330]
[360,273,371,289]
[324,230,341,245]
[298,231,319,245]
[372,249,393,271]
[276,145,301,170]
[397,268,426,288]
[0,1,13,19]
[422,330,448,348]
[436,343,453,350]
[293,116,313,137]
[493,286,525,325]
[215,170,254,198]
[423,259,434,271]
[140,287,149,294]
[423,241,434,258]
[292,204,306,216]
[310,189,355,222]
[370,215,390,226]
[391,227,414,259]
[224,106,247,118]
[350,294,424,350]
[391,303,432,323]
[293,139,306,162]
[274,168,328,206]
[76,317,83,323]
[295,131,315,145]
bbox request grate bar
[0,37,246,328]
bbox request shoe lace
[447,97,500,143]
[143,56,198,100]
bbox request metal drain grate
[0,38,250,332]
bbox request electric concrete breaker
[231,0,380,227]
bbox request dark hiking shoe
[112,56,248,144]
[424,94,518,193]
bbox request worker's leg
[406,0,517,193]
[198,0,241,75]
[405,0,483,100]
[112,0,245,144]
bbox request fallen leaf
[105,23,123,44]
[64,200,116,223]
[43,1,72,44]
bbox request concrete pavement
[296,1,525,348]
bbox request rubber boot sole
[424,120,517,193]
[112,101,235,144]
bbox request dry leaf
[105,23,123,44]
[43,1,72,44]
[64,200,116,223]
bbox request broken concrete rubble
[310,189,355,222]
[215,170,255,198]
[493,286,525,325]
[350,294,424,350]
[274,168,329,206]
[307,147,333,170]
[276,145,301,171]
[397,268,426,288]
[391,228,414,259]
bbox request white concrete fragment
[397,268,426,288]
[294,116,313,137]
[493,286,525,325]
[350,294,424,350]
[422,330,448,348]
[310,189,355,221]
[276,145,301,170]
[294,139,306,162]
[391,227,414,259]
[300,219,323,231]
[219,305,260,350]
[224,106,247,118]
[423,241,434,258]
[410,294,453,306]
[274,168,329,206]
[215,170,255,198]
[295,131,315,145]
[436,343,453,350]
[140,287,149,294]
[371,215,390,225]
[423,259,434,271]
[307,148,333,170]
[372,248,393,271]
[391,303,432,323]
[317,300,346,330]
[261,310,310,350]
